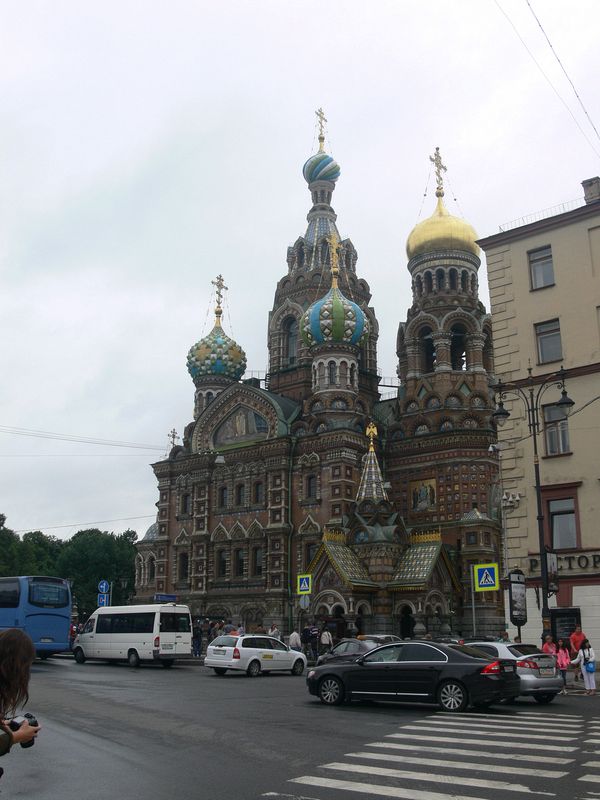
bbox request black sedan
[316,636,401,667]
[306,640,520,712]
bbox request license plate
[539,668,554,676]
[40,637,53,643]
[213,648,225,655]
[502,665,514,672]
[262,654,273,660]
[162,644,174,650]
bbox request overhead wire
[494,0,600,160]
[13,514,156,533]
[0,425,164,451]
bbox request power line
[494,0,600,160]
[526,0,600,144]
[0,453,155,458]
[13,514,156,533]
[0,425,164,451]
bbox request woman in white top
[319,627,333,654]
[571,638,596,695]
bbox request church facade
[134,124,504,638]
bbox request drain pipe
[286,435,298,635]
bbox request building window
[178,552,189,581]
[466,532,478,545]
[147,556,156,582]
[529,246,554,290]
[306,542,319,567]
[181,494,191,515]
[535,319,562,364]
[544,404,570,455]
[235,484,245,506]
[549,498,576,550]
[253,481,264,504]
[284,317,299,366]
[306,475,317,499]
[252,547,263,576]
[218,486,228,508]
[234,549,245,577]
[216,549,227,578]
[328,361,337,386]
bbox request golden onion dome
[406,195,479,260]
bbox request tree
[0,515,20,575]
[18,531,63,576]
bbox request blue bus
[0,576,72,657]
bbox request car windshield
[509,644,543,657]
[449,644,493,659]
[211,636,238,647]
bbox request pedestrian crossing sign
[474,563,500,592]
[297,574,312,595]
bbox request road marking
[412,718,580,735]
[369,740,574,764]
[387,732,576,751]
[583,762,600,768]
[587,741,600,745]
[579,776,600,784]
[399,723,575,741]
[321,763,553,795]
[459,712,583,723]
[291,775,498,800]
[345,750,567,778]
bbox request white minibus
[72,603,192,667]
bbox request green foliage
[0,515,137,620]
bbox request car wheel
[247,660,261,677]
[213,668,227,675]
[319,676,345,705]
[437,680,468,712]
[291,659,305,676]
[128,650,140,668]
[161,660,174,668]
[534,693,557,704]
[73,648,86,664]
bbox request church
[134,115,503,639]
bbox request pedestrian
[542,635,557,656]
[223,619,235,634]
[556,638,571,695]
[301,624,311,658]
[192,619,202,657]
[320,626,333,655]
[268,623,281,640]
[237,622,245,636]
[570,624,586,682]
[498,631,510,642]
[0,629,41,772]
[289,629,302,651]
[309,623,319,661]
[571,638,596,695]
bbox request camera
[8,713,39,748]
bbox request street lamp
[491,366,575,642]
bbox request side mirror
[356,655,366,665]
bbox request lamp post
[491,366,574,642]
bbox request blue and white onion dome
[301,285,369,347]
[187,312,247,384]
[302,148,341,184]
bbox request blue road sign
[474,563,500,592]
[297,574,312,594]
[98,593,109,607]
[98,580,110,594]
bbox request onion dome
[143,522,159,541]
[302,109,341,184]
[301,235,368,347]
[186,275,247,384]
[406,146,479,259]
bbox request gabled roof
[389,534,461,593]
[308,531,378,590]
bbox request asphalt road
[2,657,598,800]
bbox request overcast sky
[1,1,598,539]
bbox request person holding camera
[0,629,41,765]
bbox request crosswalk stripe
[290,775,492,800]
[583,762,600,768]
[367,740,574,764]
[579,775,600,783]
[321,762,554,795]
[586,740,600,744]
[440,713,583,726]
[345,750,567,778]
[513,711,582,718]
[411,718,578,734]
[458,712,583,722]
[399,723,575,741]
[387,732,576,751]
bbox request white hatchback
[205,634,307,677]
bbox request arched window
[253,481,264,504]
[216,550,227,578]
[218,486,228,508]
[178,552,189,581]
[470,274,477,294]
[339,361,348,387]
[234,548,245,577]
[415,275,423,297]
[436,268,445,291]
[424,272,433,294]
[418,327,436,373]
[252,547,263,576]
[483,332,494,373]
[181,493,191,516]
[328,361,337,386]
[449,269,458,290]
[284,317,299,366]
[148,556,156,582]
[297,244,304,269]
[306,475,317,499]
[461,270,469,291]
[235,484,245,506]
[206,391,213,406]
[349,363,357,388]
[450,324,468,370]
[318,362,325,387]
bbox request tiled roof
[308,537,378,589]
[356,449,388,503]
[388,542,442,590]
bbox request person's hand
[10,721,40,745]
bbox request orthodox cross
[168,428,180,448]
[211,274,228,309]
[316,107,327,152]
[366,421,378,451]
[429,146,447,197]
[327,230,340,286]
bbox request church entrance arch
[312,591,348,642]
[399,603,415,639]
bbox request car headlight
[307,670,316,678]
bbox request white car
[205,634,306,677]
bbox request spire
[356,423,388,503]
[429,146,447,199]
[327,231,340,288]
[211,273,228,327]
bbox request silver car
[469,641,562,703]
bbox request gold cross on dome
[429,146,447,197]
[316,107,327,152]
[211,274,228,308]
[366,421,378,451]
[168,428,179,448]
